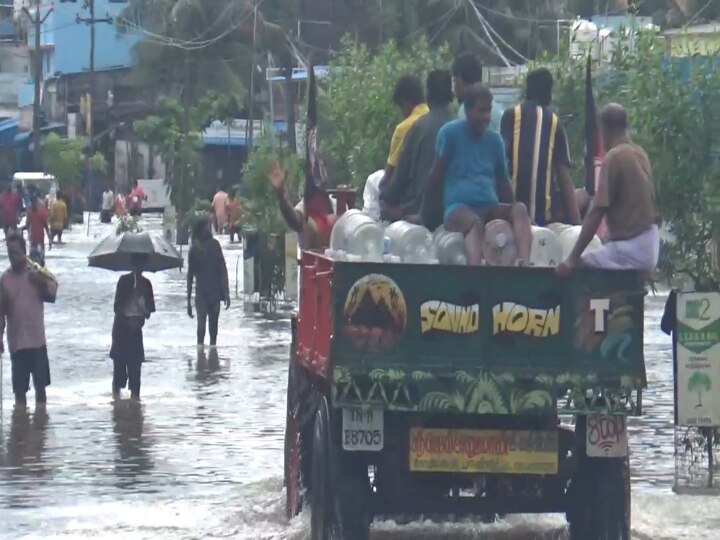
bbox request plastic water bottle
[530,226,563,267]
[329,209,362,252]
[558,225,602,260]
[385,221,437,263]
[434,227,467,265]
[342,213,385,262]
[483,219,518,266]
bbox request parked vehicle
[285,207,645,539]
[13,172,58,199]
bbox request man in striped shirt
[500,68,582,227]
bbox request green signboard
[330,263,646,416]
[677,291,720,426]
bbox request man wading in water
[0,233,58,406]
[187,217,230,348]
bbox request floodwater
[0,215,717,540]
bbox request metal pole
[77,3,111,214]
[23,5,53,171]
[89,0,95,155]
[246,0,258,148]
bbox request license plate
[409,428,558,474]
[586,415,628,458]
[342,407,384,451]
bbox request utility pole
[246,0,258,148]
[77,0,112,213]
[22,4,53,170]
[76,0,112,156]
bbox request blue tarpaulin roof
[0,119,19,146]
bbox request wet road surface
[0,214,718,539]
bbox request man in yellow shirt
[378,75,429,208]
[49,191,68,244]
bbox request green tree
[122,0,255,101]
[134,98,204,221]
[548,32,720,289]
[321,37,451,188]
[198,91,243,157]
[42,133,106,190]
[121,0,295,107]
[241,132,303,235]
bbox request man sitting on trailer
[500,68,583,226]
[425,84,533,266]
[557,104,659,275]
[377,75,429,200]
[380,69,454,227]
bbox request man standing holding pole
[0,233,58,407]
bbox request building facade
[20,0,140,131]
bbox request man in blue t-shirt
[425,84,532,266]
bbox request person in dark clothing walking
[187,217,230,348]
[380,69,454,228]
[110,254,156,401]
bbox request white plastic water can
[483,219,518,266]
[558,225,602,260]
[530,226,563,267]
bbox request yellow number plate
[409,428,558,475]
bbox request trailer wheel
[567,419,630,540]
[310,396,370,540]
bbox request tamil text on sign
[409,428,558,474]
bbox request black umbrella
[88,232,183,272]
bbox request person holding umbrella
[88,229,183,400]
[109,254,155,400]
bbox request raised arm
[269,160,303,233]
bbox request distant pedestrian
[49,191,68,244]
[25,195,51,267]
[212,187,229,234]
[227,190,242,243]
[110,254,155,401]
[128,181,146,217]
[187,217,230,348]
[101,185,114,224]
[0,184,19,236]
[0,233,58,406]
[115,189,127,217]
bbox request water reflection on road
[0,214,717,540]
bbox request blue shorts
[443,202,499,224]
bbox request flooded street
[0,214,718,539]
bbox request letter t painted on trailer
[590,298,610,332]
